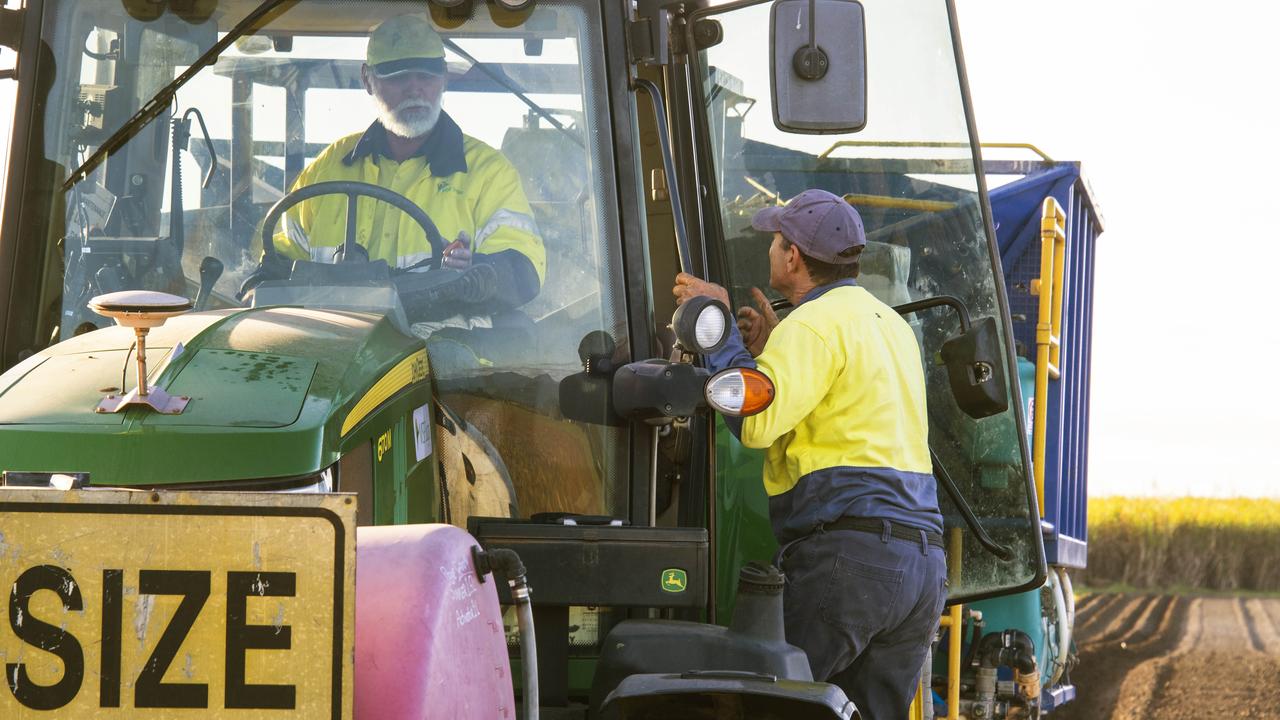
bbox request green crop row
[1079,497,1280,591]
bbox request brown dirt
[1053,594,1280,719]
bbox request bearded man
[272,14,544,346]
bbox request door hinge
[0,7,26,53]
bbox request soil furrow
[1077,593,1139,644]
[1237,596,1267,653]
[1244,598,1280,654]
[1115,594,1175,651]
[1086,595,1159,647]
[1053,597,1193,720]
[1074,592,1106,616]
[1074,592,1122,631]
[1260,599,1280,645]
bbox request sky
[954,0,1280,497]
[1,1,1277,498]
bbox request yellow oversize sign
[0,488,355,719]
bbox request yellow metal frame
[916,528,966,719]
[843,193,957,213]
[816,140,1055,162]
[1031,197,1068,517]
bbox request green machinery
[0,1,1096,717]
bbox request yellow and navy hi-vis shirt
[708,279,943,543]
[273,113,545,303]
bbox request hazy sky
[1,1,1276,498]
[955,0,1280,497]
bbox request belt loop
[919,529,929,556]
[879,519,891,544]
[773,534,807,568]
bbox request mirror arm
[894,295,971,333]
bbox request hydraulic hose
[978,629,1040,701]
[483,548,538,720]
[978,629,1035,674]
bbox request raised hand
[672,271,730,307]
[737,287,780,356]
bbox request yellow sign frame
[0,488,355,719]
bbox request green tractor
[0,1,1094,717]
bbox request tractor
[0,0,1100,717]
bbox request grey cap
[751,189,866,264]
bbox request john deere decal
[661,568,687,593]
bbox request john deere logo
[661,568,687,593]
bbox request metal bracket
[96,385,190,415]
[0,8,25,52]
[627,17,663,65]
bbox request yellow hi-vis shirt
[728,281,941,541]
[273,115,545,286]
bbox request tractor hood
[0,307,428,486]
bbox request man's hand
[441,231,473,270]
[737,287,780,356]
[672,272,730,307]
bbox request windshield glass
[698,0,1038,601]
[33,0,630,522]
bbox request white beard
[377,97,442,140]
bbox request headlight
[672,296,731,354]
[705,368,775,417]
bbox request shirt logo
[436,179,461,194]
[660,568,688,593]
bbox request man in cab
[274,14,544,362]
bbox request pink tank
[355,524,515,719]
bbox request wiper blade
[63,0,296,192]
[931,448,1016,562]
[442,38,584,150]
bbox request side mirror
[770,0,867,134]
[940,316,1009,419]
[559,331,626,426]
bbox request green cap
[367,15,446,78]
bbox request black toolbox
[467,517,709,608]
[468,518,711,706]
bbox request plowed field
[1053,594,1280,719]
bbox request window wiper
[441,38,584,150]
[63,0,296,192]
[931,448,1015,562]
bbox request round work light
[672,296,731,354]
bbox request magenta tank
[355,524,515,719]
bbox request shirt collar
[798,278,858,306]
[342,111,468,176]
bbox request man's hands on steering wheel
[441,231,473,270]
[240,180,448,300]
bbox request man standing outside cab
[672,189,946,720]
[274,14,545,349]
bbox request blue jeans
[779,523,947,720]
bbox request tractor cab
[0,0,1061,716]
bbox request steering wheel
[259,180,447,268]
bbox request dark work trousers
[779,523,947,720]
